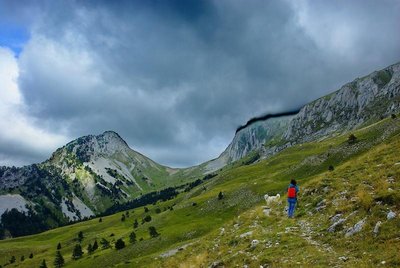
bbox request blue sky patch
[0,22,29,55]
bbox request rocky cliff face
[283,62,400,144]
[206,116,293,172]
[209,62,400,170]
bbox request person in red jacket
[287,179,299,218]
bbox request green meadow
[1,116,399,267]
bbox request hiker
[287,179,299,218]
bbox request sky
[0,0,399,168]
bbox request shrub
[155,208,161,214]
[115,238,125,250]
[121,214,126,222]
[328,165,334,171]
[149,226,160,238]
[20,255,25,261]
[87,243,93,254]
[218,191,224,200]
[9,256,16,263]
[356,187,373,211]
[100,238,110,249]
[347,134,357,144]
[133,219,139,228]
[142,215,152,223]
[29,253,33,259]
[391,113,397,119]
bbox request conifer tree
[54,251,64,268]
[92,240,99,251]
[87,243,93,254]
[133,219,139,229]
[72,244,83,259]
[57,242,62,250]
[100,238,110,249]
[129,231,137,243]
[39,259,48,268]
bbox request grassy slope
[0,117,399,267]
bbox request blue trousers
[288,199,297,218]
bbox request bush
[9,256,16,263]
[218,191,224,200]
[133,219,139,228]
[142,215,152,223]
[115,238,125,250]
[100,238,110,249]
[328,165,334,171]
[121,214,126,222]
[347,134,357,145]
[148,226,160,238]
[391,113,397,119]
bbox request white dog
[264,193,281,205]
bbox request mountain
[207,62,400,171]
[0,131,204,236]
[0,61,399,240]
[1,106,399,267]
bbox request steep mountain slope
[0,131,204,235]
[0,113,398,267]
[208,62,400,172]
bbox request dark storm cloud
[1,0,400,167]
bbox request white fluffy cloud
[0,46,68,166]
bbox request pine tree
[148,226,159,238]
[29,253,34,259]
[72,244,83,259]
[144,206,149,213]
[133,219,139,229]
[115,238,125,250]
[54,251,64,268]
[39,259,48,268]
[20,255,25,261]
[129,231,137,243]
[121,214,126,222]
[57,242,62,250]
[78,231,84,242]
[87,243,93,254]
[99,217,103,223]
[92,240,99,251]
[218,191,224,200]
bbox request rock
[338,256,348,262]
[330,213,343,224]
[209,260,224,268]
[262,206,271,216]
[345,218,366,237]
[316,199,327,211]
[251,240,259,248]
[373,221,382,236]
[381,261,386,265]
[327,218,346,233]
[220,228,225,235]
[387,211,396,220]
[239,231,253,238]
